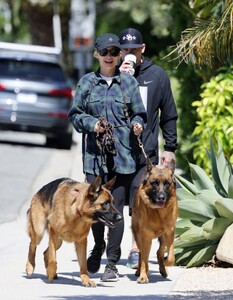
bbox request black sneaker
[87,241,106,274]
[100,263,119,282]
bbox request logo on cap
[122,34,137,42]
[108,37,113,41]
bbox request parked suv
[0,42,73,149]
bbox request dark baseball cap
[119,28,143,49]
[95,33,121,51]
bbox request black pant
[86,158,133,264]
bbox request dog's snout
[158,192,166,202]
[114,212,123,223]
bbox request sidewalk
[0,210,185,300]
[0,133,185,300]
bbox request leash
[137,135,155,171]
[84,133,88,182]
[96,116,117,166]
[137,135,147,160]
[137,135,176,178]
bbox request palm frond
[166,2,233,67]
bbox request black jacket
[134,56,178,165]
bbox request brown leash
[137,135,147,160]
[137,135,155,169]
[96,116,117,166]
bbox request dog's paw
[25,262,34,276]
[82,279,97,287]
[46,262,58,282]
[137,275,149,284]
[159,266,168,278]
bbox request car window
[0,59,65,82]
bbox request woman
[68,33,147,282]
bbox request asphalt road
[0,131,83,224]
[0,132,49,223]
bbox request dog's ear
[103,176,116,190]
[88,176,102,202]
[167,159,176,174]
[146,156,154,173]
[142,157,154,185]
[143,172,150,185]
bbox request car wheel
[59,133,73,150]
[46,133,73,150]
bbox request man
[119,28,178,268]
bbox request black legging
[86,168,133,264]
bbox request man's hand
[160,151,176,171]
[119,60,134,74]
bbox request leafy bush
[192,66,233,173]
[175,138,233,267]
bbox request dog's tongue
[157,201,165,208]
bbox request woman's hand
[94,121,105,133]
[133,123,143,136]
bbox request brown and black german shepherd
[25,176,122,287]
[132,158,178,284]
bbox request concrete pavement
[0,133,185,300]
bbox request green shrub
[175,138,233,267]
[192,66,233,173]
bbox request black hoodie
[134,56,178,165]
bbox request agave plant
[175,138,233,267]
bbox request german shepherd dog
[25,176,122,287]
[131,158,178,284]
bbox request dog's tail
[26,196,48,246]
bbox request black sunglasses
[98,48,120,57]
